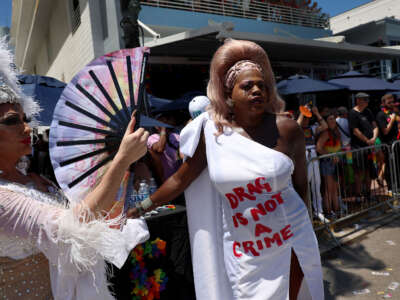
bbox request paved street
[322,215,400,299]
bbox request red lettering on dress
[271,192,284,204]
[233,241,242,257]
[232,215,239,228]
[237,213,249,226]
[280,224,294,241]
[226,193,239,209]
[233,187,256,201]
[256,240,264,250]
[247,182,263,195]
[255,177,272,193]
[250,203,267,221]
[265,199,277,212]
[243,241,260,256]
[254,223,273,237]
[264,233,283,248]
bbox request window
[71,0,81,34]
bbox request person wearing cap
[348,92,379,199]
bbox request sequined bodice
[0,180,66,260]
[0,253,53,299]
[0,181,63,299]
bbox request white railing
[141,0,329,29]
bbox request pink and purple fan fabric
[49,47,149,205]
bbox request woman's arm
[291,124,308,205]
[83,116,149,214]
[296,111,304,126]
[127,134,207,217]
[316,130,329,155]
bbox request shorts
[320,158,337,176]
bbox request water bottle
[138,181,149,202]
[149,177,157,195]
[124,188,137,213]
[131,189,138,205]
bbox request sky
[0,0,12,27]
[317,0,373,17]
[0,0,374,27]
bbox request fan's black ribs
[68,153,116,188]
[58,120,116,136]
[106,60,130,121]
[89,70,127,126]
[75,83,124,127]
[134,53,149,130]
[60,145,117,167]
[126,56,136,114]
[57,139,110,147]
[65,101,119,131]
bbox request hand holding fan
[49,47,168,215]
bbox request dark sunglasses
[0,114,31,126]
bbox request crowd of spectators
[294,92,400,222]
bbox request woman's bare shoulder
[276,116,303,139]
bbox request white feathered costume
[0,37,149,299]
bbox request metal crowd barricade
[391,140,400,204]
[306,143,397,245]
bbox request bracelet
[140,196,153,210]
[159,131,167,136]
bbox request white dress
[180,113,324,300]
[0,180,149,300]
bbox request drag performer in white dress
[129,39,324,300]
[0,39,149,299]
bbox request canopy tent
[328,71,400,92]
[152,91,204,113]
[277,74,346,95]
[146,25,400,64]
[18,74,66,126]
[147,94,173,110]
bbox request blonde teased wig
[207,39,284,135]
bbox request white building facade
[10,0,400,86]
[10,0,124,82]
[330,0,400,35]
[330,0,400,78]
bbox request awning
[146,25,400,64]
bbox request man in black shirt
[348,92,379,198]
[348,93,378,149]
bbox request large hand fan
[49,47,162,213]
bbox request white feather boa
[0,36,41,119]
[0,180,149,299]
